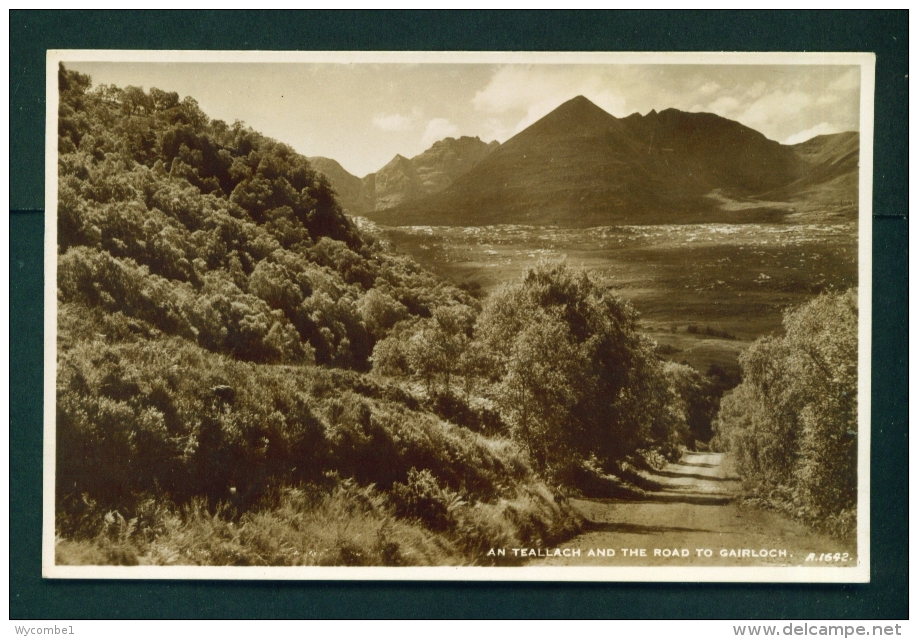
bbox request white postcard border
[42,49,876,582]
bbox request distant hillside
[763,132,860,218]
[307,156,375,212]
[310,135,499,214]
[364,96,858,227]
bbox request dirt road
[532,452,856,567]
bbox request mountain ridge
[310,135,500,214]
[361,96,858,227]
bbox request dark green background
[10,10,908,619]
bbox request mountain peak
[367,96,844,228]
[509,95,621,144]
[553,95,611,118]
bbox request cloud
[783,122,841,145]
[817,68,862,106]
[696,68,859,142]
[828,67,860,93]
[472,66,628,138]
[421,118,459,145]
[372,112,416,131]
[468,64,862,145]
[698,81,720,95]
[737,90,816,131]
[480,117,514,144]
[706,95,742,116]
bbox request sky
[68,61,861,178]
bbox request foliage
[57,477,582,567]
[371,303,477,394]
[713,290,858,536]
[465,259,689,475]
[56,64,477,370]
[54,66,577,565]
[391,468,464,532]
[57,483,462,567]
[426,391,504,436]
[55,323,580,563]
[664,361,721,445]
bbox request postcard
[43,50,873,581]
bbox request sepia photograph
[43,50,873,581]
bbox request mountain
[309,136,499,214]
[307,156,375,213]
[372,153,424,210]
[363,96,858,227]
[620,107,801,194]
[385,135,500,208]
[763,132,859,217]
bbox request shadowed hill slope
[763,132,860,218]
[307,156,376,213]
[54,64,586,567]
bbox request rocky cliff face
[412,136,501,196]
[373,154,425,210]
[309,136,499,214]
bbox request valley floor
[365,220,859,375]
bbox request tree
[472,259,671,474]
[494,311,587,470]
[121,86,152,117]
[714,289,858,533]
[369,321,415,378]
[664,361,719,446]
[404,306,472,394]
[358,288,409,341]
[149,87,179,112]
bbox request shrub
[428,391,505,436]
[471,259,686,475]
[713,290,858,535]
[664,361,719,445]
[390,468,463,532]
[56,483,465,567]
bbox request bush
[664,361,720,445]
[56,337,329,513]
[56,483,464,567]
[655,343,681,355]
[470,259,686,475]
[428,391,505,436]
[390,468,462,532]
[713,290,858,535]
